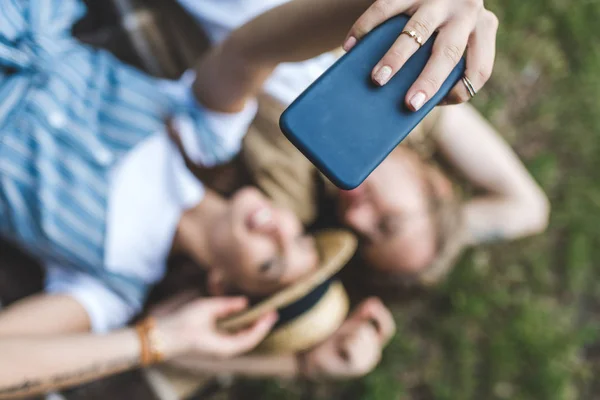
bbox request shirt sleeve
[44,263,140,333]
[0,0,86,71]
[158,70,258,167]
[176,0,291,44]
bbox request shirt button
[48,112,66,129]
[96,148,114,166]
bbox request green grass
[231,2,600,398]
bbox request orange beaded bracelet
[135,317,164,366]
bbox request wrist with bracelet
[135,317,166,367]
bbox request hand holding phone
[279,15,466,190]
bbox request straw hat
[217,229,357,354]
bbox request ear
[207,268,229,296]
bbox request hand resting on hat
[297,297,396,379]
[155,296,278,359]
[155,297,395,380]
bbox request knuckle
[367,297,383,309]
[388,47,409,64]
[360,359,377,375]
[476,66,492,82]
[371,0,391,21]
[352,23,368,39]
[463,0,483,12]
[356,365,369,377]
[422,76,441,92]
[442,44,463,64]
[485,10,500,28]
[411,18,433,37]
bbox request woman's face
[337,148,439,274]
[211,187,319,296]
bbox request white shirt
[46,0,337,333]
[46,74,257,333]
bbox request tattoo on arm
[0,356,138,399]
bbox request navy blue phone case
[279,15,466,190]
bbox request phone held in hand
[279,15,466,190]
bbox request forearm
[0,330,141,399]
[463,196,550,245]
[0,294,91,336]
[167,354,299,379]
[227,0,370,67]
[436,104,547,200]
[434,104,550,244]
[192,0,370,113]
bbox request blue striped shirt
[0,0,231,308]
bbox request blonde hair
[417,172,467,286]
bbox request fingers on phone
[343,0,412,51]
[372,7,445,86]
[444,9,499,104]
[405,18,473,111]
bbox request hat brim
[254,279,350,354]
[218,229,357,331]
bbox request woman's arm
[0,295,146,399]
[168,354,299,379]
[433,103,550,245]
[191,0,371,113]
[192,0,499,113]
[0,328,142,399]
[0,294,91,336]
[0,294,275,399]
[0,294,171,399]
[161,298,396,380]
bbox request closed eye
[259,234,309,281]
[260,259,275,274]
[259,257,285,282]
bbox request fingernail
[343,36,357,52]
[409,91,427,111]
[373,65,392,86]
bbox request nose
[272,209,301,251]
[344,207,375,238]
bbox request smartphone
[279,14,466,190]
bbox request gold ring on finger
[400,30,424,48]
